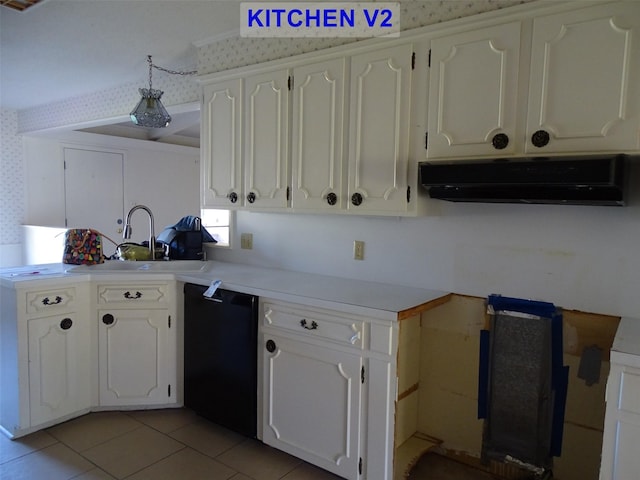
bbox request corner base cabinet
[0,281,91,438]
[260,300,398,480]
[0,278,180,439]
[96,282,177,407]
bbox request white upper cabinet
[427,22,522,159]
[525,2,640,153]
[427,1,640,160]
[244,69,291,210]
[200,45,417,216]
[290,58,347,211]
[348,44,414,214]
[202,70,290,210]
[201,79,243,208]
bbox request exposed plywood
[394,434,441,480]
[396,314,422,447]
[562,310,620,361]
[553,423,604,480]
[398,294,452,321]
[408,293,616,480]
[396,391,420,448]
[398,314,421,394]
[420,294,485,335]
[563,354,608,430]
[419,326,484,454]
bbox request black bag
[168,231,203,260]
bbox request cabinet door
[262,334,362,479]
[98,308,175,406]
[28,313,90,426]
[348,44,413,214]
[291,58,347,211]
[244,69,290,209]
[201,79,244,208]
[526,2,640,153]
[427,22,522,159]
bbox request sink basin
[136,261,211,272]
[65,260,210,273]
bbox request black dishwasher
[183,283,258,437]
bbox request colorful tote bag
[63,229,105,265]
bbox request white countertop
[0,261,449,321]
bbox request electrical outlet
[240,233,253,250]
[353,240,364,260]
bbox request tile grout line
[3,411,330,480]
[119,444,189,480]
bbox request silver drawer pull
[300,319,318,330]
[350,332,361,345]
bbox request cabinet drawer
[26,287,76,315]
[263,302,364,349]
[97,284,169,305]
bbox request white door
[244,69,290,210]
[98,308,173,406]
[28,313,90,426]
[427,22,522,159]
[526,2,640,153]
[262,334,362,479]
[291,58,347,211]
[201,79,244,208]
[63,147,124,240]
[348,44,413,214]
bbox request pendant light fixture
[130,55,197,128]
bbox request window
[200,209,232,247]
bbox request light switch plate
[240,233,253,250]
[354,240,364,260]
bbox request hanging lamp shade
[130,55,172,128]
[130,87,171,128]
[130,55,196,128]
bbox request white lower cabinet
[1,278,179,439]
[263,334,363,479]
[28,311,91,426]
[600,358,640,479]
[261,300,396,480]
[600,318,640,480]
[98,308,175,406]
[0,281,91,438]
[96,282,177,407]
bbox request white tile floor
[0,409,343,480]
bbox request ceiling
[0,0,246,145]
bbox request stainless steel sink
[65,260,210,273]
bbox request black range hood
[419,155,629,206]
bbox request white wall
[211,163,640,318]
[22,133,200,257]
[0,109,25,267]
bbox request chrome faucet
[123,204,156,259]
